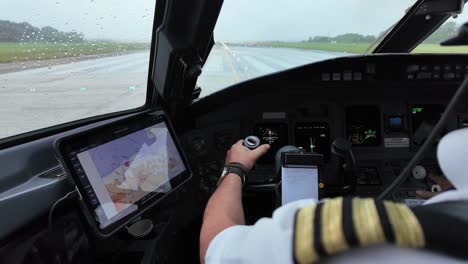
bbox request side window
[413,12,468,53]
[0,0,156,140]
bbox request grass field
[0,42,150,63]
[256,41,371,54]
[255,41,468,54]
[3,41,468,64]
[413,44,468,53]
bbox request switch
[332,73,341,81]
[443,72,456,80]
[353,72,363,81]
[343,71,353,81]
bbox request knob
[244,136,261,150]
[431,184,442,192]
[412,166,427,180]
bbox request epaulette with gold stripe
[293,197,468,264]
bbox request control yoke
[331,138,357,174]
[331,138,357,194]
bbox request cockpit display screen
[411,104,445,145]
[253,123,288,163]
[295,122,330,159]
[56,111,191,236]
[346,106,382,147]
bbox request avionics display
[56,111,191,236]
[346,106,382,146]
[294,122,330,159]
[253,123,288,163]
[411,104,445,145]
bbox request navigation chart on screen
[78,122,185,215]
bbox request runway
[0,45,350,139]
[197,44,349,95]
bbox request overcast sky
[0,0,155,42]
[2,0,468,43]
[215,0,418,42]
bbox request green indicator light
[80,87,87,91]
[129,86,136,91]
[412,107,423,114]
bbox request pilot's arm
[199,140,270,263]
[200,140,467,264]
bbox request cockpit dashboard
[181,54,468,214]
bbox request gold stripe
[321,197,349,254]
[352,198,386,246]
[295,205,319,264]
[384,201,425,248]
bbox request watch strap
[217,162,249,187]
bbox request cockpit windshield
[0,0,155,140]
[197,0,418,97]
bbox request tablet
[55,110,191,237]
[280,152,323,205]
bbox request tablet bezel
[55,110,192,237]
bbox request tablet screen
[281,166,319,205]
[76,121,184,228]
[59,113,190,234]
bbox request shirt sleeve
[205,199,317,264]
[205,197,464,264]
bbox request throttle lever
[331,138,357,194]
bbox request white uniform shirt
[207,129,468,263]
[206,191,468,264]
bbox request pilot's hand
[225,140,270,172]
[416,173,454,199]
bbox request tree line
[305,21,459,44]
[0,20,84,43]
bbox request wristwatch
[217,162,248,187]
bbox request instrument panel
[346,106,381,147]
[411,104,446,145]
[186,54,468,202]
[185,100,467,200]
[246,103,455,155]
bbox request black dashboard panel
[182,54,468,202]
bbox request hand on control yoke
[225,140,270,172]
